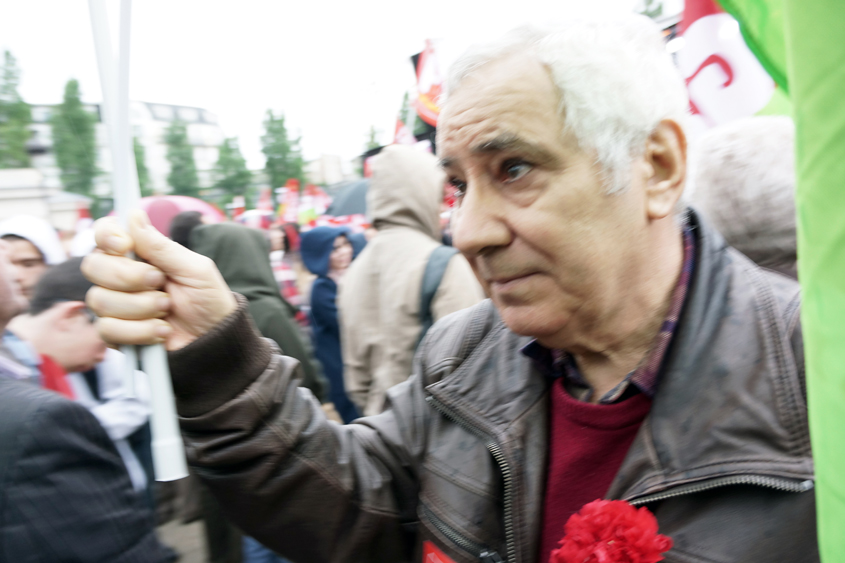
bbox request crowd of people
[0,14,820,563]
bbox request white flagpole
[88,0,187,482]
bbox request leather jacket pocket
[419,501,504,563]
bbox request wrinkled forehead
[436,56,565,164]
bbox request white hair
[445,16,689,193]
[690,116,796,273]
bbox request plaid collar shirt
[522,226,696,404]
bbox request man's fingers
[87,286,170,320]
[93,217,135,256]
[82,252,166,292]
[96,317,172,346]
[128,210,213,282]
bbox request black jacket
[0,377,170,562]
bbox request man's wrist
[169,293,271,418]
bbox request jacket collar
[608,210,812,499]
[427,209,812,495]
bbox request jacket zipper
[422,504,485,556]
[628,474,814,506]
[426,395,513,563]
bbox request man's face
[0,240,27,325]
[438,54,650,349]
[47,304,107,373]
[5,238,48,301]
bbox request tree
[0,50,32,168]
[365,126,380,151]
[133,136,152,197]
[214,137,251,204]
[164,120,199,197]
[638,0,663,19]
[51,79,98,195]
[261,110,304,191]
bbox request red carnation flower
[549,500,673,563]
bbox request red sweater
[538,379,652,562]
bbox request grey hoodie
[338,145,484,416]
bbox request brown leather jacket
[171,211,816,563]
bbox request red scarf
[39,355,75,399]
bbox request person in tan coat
[338,145,484,416]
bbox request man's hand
[82,210,237,351]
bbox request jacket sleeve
[170,297,431,563]
[309,278,339,336]
[431,252,486,322]
[4,395,169,562]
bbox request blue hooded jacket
[300,226,360,423]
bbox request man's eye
[448,178,467,197]
[500,159,532,183]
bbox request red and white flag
[677,0,776,139]
[414,40,444,128]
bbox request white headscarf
[0,215,67,265]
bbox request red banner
[414,40,443,127]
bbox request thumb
[128,210,207,280]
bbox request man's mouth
[488,272,539,290]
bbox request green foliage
[133,136,152,197]
[0,50,32,168]
[365,126,380,150]
[164,120,199,197]
[261,110,304,191]
[638,0,663,19]
[214,137,251,204]
[51,79,98,195]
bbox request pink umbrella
[111,196,227,237]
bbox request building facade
[26,101,226,200]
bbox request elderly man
[83,17,815,563]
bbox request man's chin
[495,302,570,341]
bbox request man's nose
[452,181,512,256]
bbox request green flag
[718,1,845,561]
[717,0,789,91]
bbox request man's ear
[643,119,686,220]
[52,301,87,329]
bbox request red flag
[414,40,443,127]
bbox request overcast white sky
[1,0,639,169]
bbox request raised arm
[82,211,428,562]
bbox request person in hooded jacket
[338,145,485,416]
[188,222,328,563]
[0,214,67,302]
[189,222,326,401]
[300,226,360,424]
